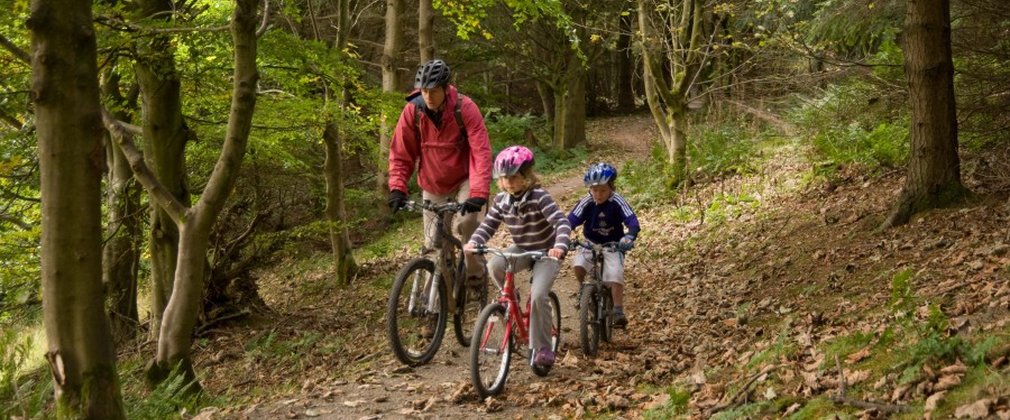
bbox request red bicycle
[468,245,561,398]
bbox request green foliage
[484,112,585,175]
[621,143,678,209]
[688,122,759,178]
[434,0,575,43]
[0,330,48,419]
[790,77,909,171]
[123,362,217,419]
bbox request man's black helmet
[414,59,452,89]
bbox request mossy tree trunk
[29,0,126,416]
[637,0,714,186]
[133,0,193,340]
[882,0,966,228]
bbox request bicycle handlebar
[472,245,551,260]
[402,199,463,215]
[575,239,622,253]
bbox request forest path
[233,114,659,419]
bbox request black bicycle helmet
[414,59,452,89]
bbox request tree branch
[0,213,31,230]
[102,110,188,224]
[0,34,30,64]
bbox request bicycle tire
[470,303,512,398]
[601,286,614,343]
[578,283,601,357]
[387,258,447,366]
[531,291,562,377]
[454,262,489,347]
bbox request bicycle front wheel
[531,291,562,377]
[387,258,447,366]
[454,268,489,347]
[470,303,512,398]
[578,283,601,357]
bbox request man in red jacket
[388,59,493,284]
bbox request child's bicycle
[386,200,490,366]
[468,245,562,398]
[575,240,622,357]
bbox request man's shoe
[533,347,555,367]
[613,312,628,329]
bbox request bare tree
[882,0,966,228]
[29,0,126,416]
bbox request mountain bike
[386,200,490,366]
[469,245,562,398]
[575,240,622,357]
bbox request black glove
[387,190,407,213]
[460,197,486,215]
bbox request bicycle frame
[404,200,465,315]
[475,247,549,353]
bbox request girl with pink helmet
[465,145,571,368]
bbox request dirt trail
[236,115,658,419]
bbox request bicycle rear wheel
[601,286,614,343]
[454,264,489,347]
[531,291,562,377]
[387,258,447,366]
[470,303,512,398]
[578,283,601,357]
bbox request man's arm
[461,98,492,199]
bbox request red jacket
[388,85,492,199]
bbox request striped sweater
[469,188,571,252]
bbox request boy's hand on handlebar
[463,242,477,254]
[548,247,564,259]
[618,235,635,252]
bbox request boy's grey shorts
[572,247,625,284]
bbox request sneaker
[613,312,628,329]
[533,347,555,367]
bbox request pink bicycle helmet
[493,145,535,178]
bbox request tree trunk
[536,80,555,120]
[139,0,260,388]
[882,0,965,228]
[418,0,435,62]
[101,71,141,345]
[378,0,403,203]
[133,0,192,340]
[562,64,587,149]
[324,123,358,284]
[637,0,704,186]
[552,50,586,150]
[617,12,635,111]
[103,124,141,344]
[29,0,126,416]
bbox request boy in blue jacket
[567,163,640,328]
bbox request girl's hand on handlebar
[548,247,564,259]
[463,242,477,254]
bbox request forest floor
[188,113,1010,419]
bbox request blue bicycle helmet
[584,162,617,187]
